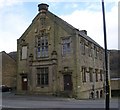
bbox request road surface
[1,92,119,110]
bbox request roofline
[18,10,104,49]
[1,51,17,62]
[78,31,103,49]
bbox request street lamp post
[101,0,110,110]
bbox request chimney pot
[38,3,49,12]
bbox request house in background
[9,52,17,61]
[17,3,105,99]
[0,51,17,89]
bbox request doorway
[21,76,28,91]
[64,74,72,91]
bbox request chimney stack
[80,30,87,35]
[38,3,49,13]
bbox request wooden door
[22,76,28,91]
[64,74,72,91]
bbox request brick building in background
[17,3,105,99]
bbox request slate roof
[9,51,17,61]
[0,51,17,62]
[79,31,102,48]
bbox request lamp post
[101,0,110,110]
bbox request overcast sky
[0,0,118,53]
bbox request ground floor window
[90,91,94,99]
[111,90,120,97]
[100,90,103,98]
[36,67,49,86]
[96,91,99,98]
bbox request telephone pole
[101,0,110,110]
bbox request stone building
[17,3,105,99]
[109,50,120,78]
[109,50,120,97]
[0,51,17,88]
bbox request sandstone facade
[17,3,105,99]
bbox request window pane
[45,67,48,73]
[45,39,48,45]
[67,43,70,52]
[38,47,40,52]
[41,68,44,74]
[37,47,41,57]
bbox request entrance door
[64,74,72,91]
[21,76,28,90]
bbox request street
[1,92,119,110]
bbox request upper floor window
[81,41,85,55]
[100,70,103,81]
[95,47,98,59]
[95,69,98,82]
[21,46,27,60]
[62,37,71,55]
[88,44,92,57]
[37,36,48,58]
[81,66,86,82]
[89,68,93,82]
[99,50,103,60]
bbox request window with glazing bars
[81,42,85,55]
[37,67,49,86]
[37,37,48,57]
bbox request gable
[18,11,76,42]
[18,3,102,49]
[2,51,16,64]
